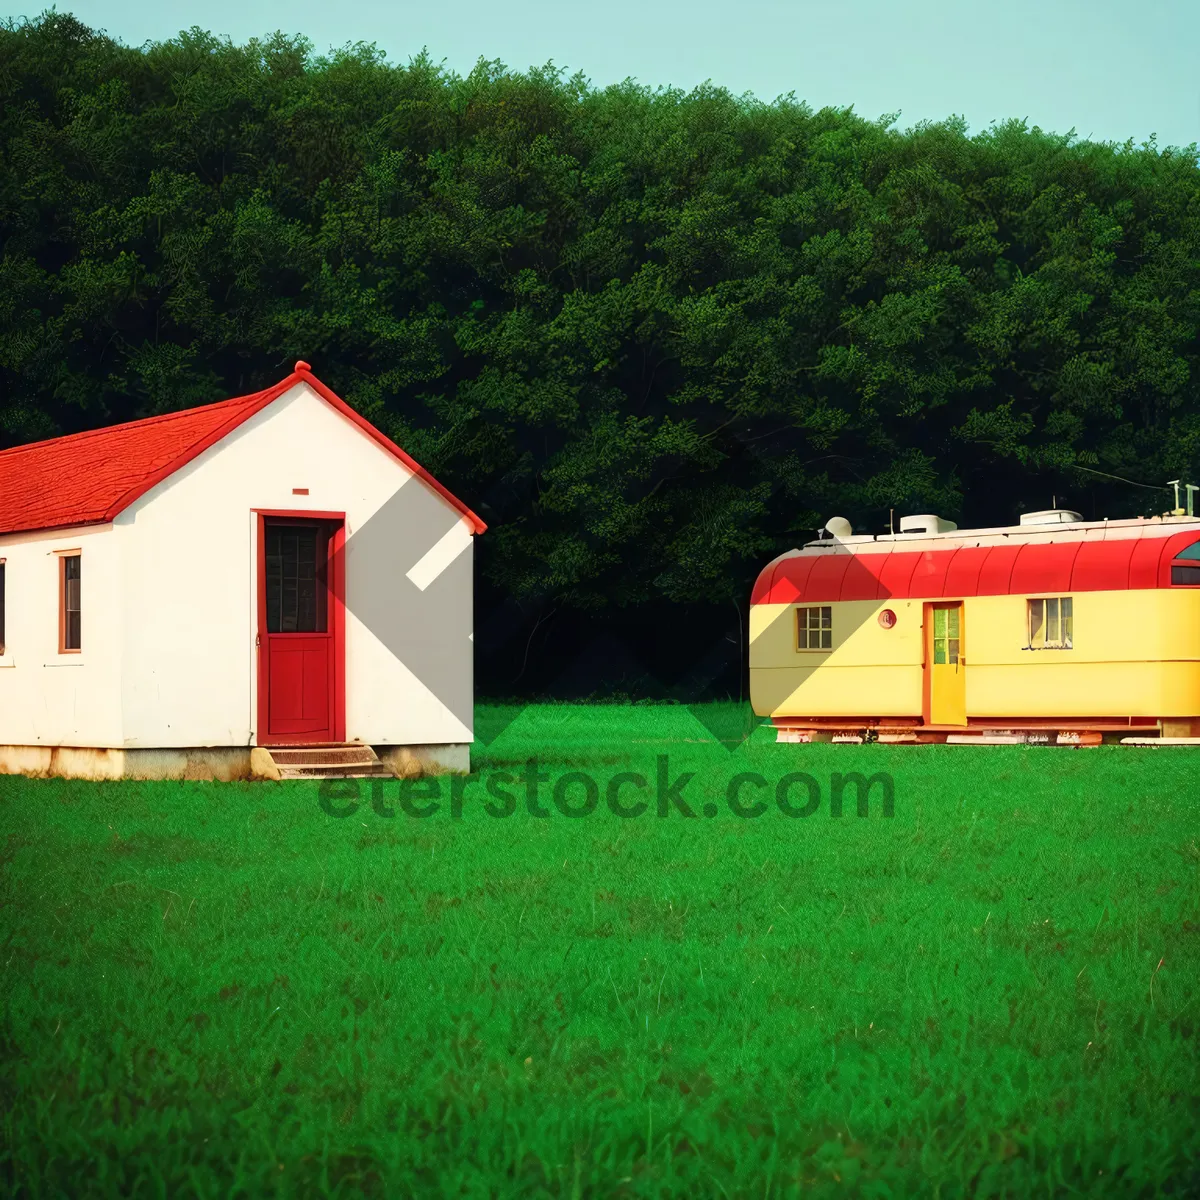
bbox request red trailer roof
[0,362,487,536]
[752,530,1200,605]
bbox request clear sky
[7,0,1198,152]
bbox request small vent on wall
[292,488,309,495]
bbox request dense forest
[2,12,1200,698]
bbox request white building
[0,361,486,781]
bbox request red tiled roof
[0,362,486,536]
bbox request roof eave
[100,375,300,524]
[0,517,113,539]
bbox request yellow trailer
[749,510,1200,743]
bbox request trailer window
[1172,565,1200,585]
[797,606,832,650]
[1028,597,1072,649]
[932,605,960,664]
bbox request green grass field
[2,703,1199,1197]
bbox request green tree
[2,11,1198,695]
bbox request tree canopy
[3,12,1199,696]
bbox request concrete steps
[250,743,397,781]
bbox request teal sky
[8,0,1199,152]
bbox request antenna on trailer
[1187,483,1198,518]
[1168,479,1184,516]
[889,507,894,535]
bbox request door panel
[267,636,330,734]
[258,518,340,744]
[926,602,966,726]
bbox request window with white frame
[1028,597,1072,650]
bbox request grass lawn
[2,702,1199,1197]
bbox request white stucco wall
[115,381,475,748]
[0,523,124,746]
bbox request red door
[256,516,344,744]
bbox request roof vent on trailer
[898,514,957,535]
[823,516,854,539]
[1018,508,1083,526]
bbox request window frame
[264,522,329,635]
[1170,539,1200,584]
[58,551,81,654]
[1027,595,1073,651]
[796,605,833,651]
[931,604,961,665]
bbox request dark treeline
[3,13,1200,699]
